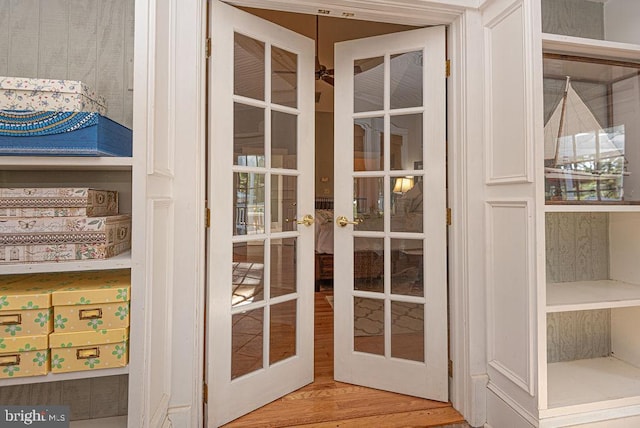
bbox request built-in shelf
[0,157,133,171]
[70,416,127,428]
[0,366,128,387]
[545,205,640,213]
[547,280,640,312]
[2,251,132,275]
[542,33,640,62]
[544,357,640,416]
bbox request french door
[333,26,448,401]
[207,1,315,426]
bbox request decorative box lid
[0,273,75,311]
[0,77,107,108]
[49,327,128,348]
[0,334,48,352]
[51,269,130,306]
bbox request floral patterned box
[0,274,63,338]
[0,214,131,249]
[0,77,107,115]
[49,328,128,373]
[52,269,130,333]
[0,187,118,216]
[0,334,49,378]
[0,241,131,264]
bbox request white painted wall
[0,0,134,128]
[604,0,640,44]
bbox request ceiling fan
[315,15,334,86]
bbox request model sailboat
[544,76,627,201]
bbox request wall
[541,0,603,39]
[0,0,134,128]
[605,0,640,44]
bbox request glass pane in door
[234,103,265,166]
[271,111,297,169]
[232,241,265,306]
[353,237,384,293]
[391,238,424,297]
[271,174,297,232]
[353,177,383,231]
[354,297,384,355]
[354,117,384,171]
[232,307,264,379]
[270,237,297,298]
[389,113,423,171]
[390,51,423,109]
[354,56,384,113]
[391,301,424,362]
[234,33,265,100]
[271,46,297,108]
[270,300,297,364]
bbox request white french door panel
[207,1,315,426]
[333,26,448,402]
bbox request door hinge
[206,208,211,228]
[446,208,452,226]
[203,382,208,403]
[445,59,451,78]
[448,359,453,377]
[205,37,212,59]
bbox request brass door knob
[336,215,362,227]
[296,214,315,227]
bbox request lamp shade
[393,177,414,193]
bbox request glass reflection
[391,239,423,297]
[354,118,384,172]
[354,56,384,113]
[234,33,265,100]
[271,46,297,108]
[271,111,297,169]
[271,175,297,232]
[391,176,422,233]
[390,113,423,171]
[270,300,297,365]
[270,238,297,298]
[390,51,423,109]
[354,297,384,355]
[391,301,424,362]
[232,307,264,379]
[234,172,265,235]
[353,177,383,231]
[353,237,384,293]
[234,103,265,166]
[232,241,265,307]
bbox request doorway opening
[220,6,463,427]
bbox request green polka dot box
[49,327,128,373]
[0,334,49,379]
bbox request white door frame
[215,1,489,426]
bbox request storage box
[0,188,118,216]
[0,241,131,264]
[48,328,128,373]
[0,76,107,115]
[0,334,49,378]
[52,269,130,332]
[0,113,132,157]
[0,214,131,246]
[0,274,66,337]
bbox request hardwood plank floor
[223,292,467,427]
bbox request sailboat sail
[544,78,624,167]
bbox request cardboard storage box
[0,76,107,115]
[52,269,130,332]
[0,275,59,337]
[0,241,131,264]
[0,334,49,378]
[48,328,128,373]
[0,188,118,216]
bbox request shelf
[0,366,128,387]
[70,416,127,428]
[547,280,640,312]
[542,33,640,62]
[545,204,640,213]
[0,157,133,171]
[546,357,640,412]
[1,251,132,275]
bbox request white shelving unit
[1,251,132,275]
[538,17,640,426]
[0,366,129,387]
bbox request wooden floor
[224,291,466,428]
